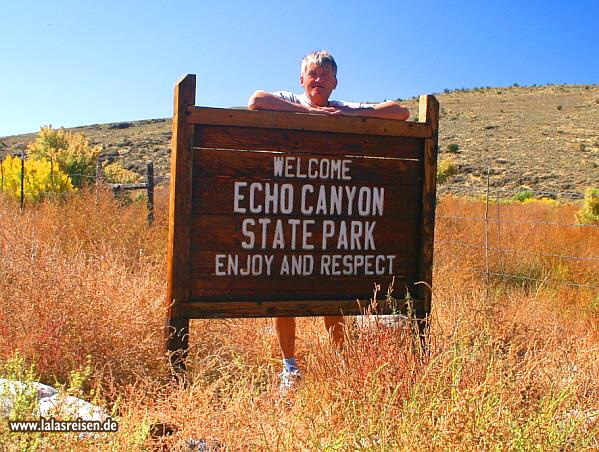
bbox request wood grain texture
[417,95,439,314]
[193,148,422,184]
[193,125,424,159]
[172,298,426,319]
[166,74,196,361]
[188,106,433,138]
[166,74,436,323]
[189,250,417,276]
[190,215,420,253]
[191,177,421,218]
[189,276,413,301]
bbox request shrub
[522,197,560,207]
[103,162,140,184]
[512,190,534,202]
[447,143,460,153]
[27,126,101,188]
[575,187,599,225]
[0,155,75,202]
[437,158,457,184]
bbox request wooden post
[165,74,196,376]
[96,158,104,186]
[146,162,154,225]
[20,151,25,211]
[417,95,439,345]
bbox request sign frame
[165,74,439,367]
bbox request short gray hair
[300,50,337,76]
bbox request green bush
[512,190,535,202]
[575,187,599,225]
[447,143,460,153]
[27,126,101,188]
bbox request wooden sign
[165,74,439,363]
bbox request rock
[1,378,109,429]
[38,394,108,422]
[0,378,57,416]
[356,314,408,330]
[125,162,144,174]
[108,122,132,130]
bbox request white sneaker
[278,369,301,394]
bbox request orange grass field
[0,189,597,450]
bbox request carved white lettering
[264,183,278,214]
[273,157,353,180]
[301,184,314,214]
[280,184,293,214]
[302,220,315,250]
[233,182,247,213]
[214,254,274,276]
[241,219,255,249]
[319,254,396,276]
[249,182,262,213]
[273,157,284,177]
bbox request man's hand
[308,106,342,115]
[248,91,343,115]
[334,102,409,120]
[248,91,409,120]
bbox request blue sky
[1,0,597,136]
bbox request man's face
[300,63,337,106]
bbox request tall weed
[0,191,597,449]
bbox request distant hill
[1,84,597,198]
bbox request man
[248,51,409,120]
[248,50,409,391]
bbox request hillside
[1,84,597,197]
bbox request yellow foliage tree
[575,187,599,225]
[27,126,101,188]
[0,155,75,202]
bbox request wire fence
[1,152,597,291]
[435,170,598,292]
[0,151,163,224]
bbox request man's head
[300,50,338,107]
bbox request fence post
[146,162,154,225]
[20,150,25,211]
[484,165,490,293]
[95,158,104,186]
[95,158,104,205]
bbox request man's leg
[324,316,345,348]
[274,317,300,391]
[274,317,296,359]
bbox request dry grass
[0,191,597,450]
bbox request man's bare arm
[336,101,410,120]
[247,91,339,115]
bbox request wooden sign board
[166,74,438,359]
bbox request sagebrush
[0,190,597,449]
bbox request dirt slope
[1,84,597,197]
